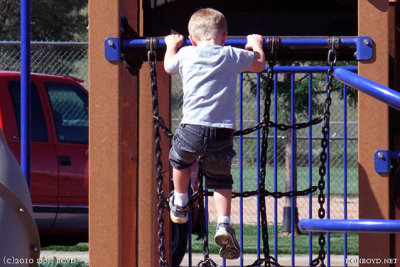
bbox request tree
[0,0,88,41]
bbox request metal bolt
[107,39,114,47]
[18,207,25,213]
[363,38,370,46]
[377,152,384,159]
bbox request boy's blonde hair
[188,8,227,41]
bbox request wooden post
[89,1,139,266]
[358,0,390,264]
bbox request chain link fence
[0,41,88,87]
[0,41,358,226]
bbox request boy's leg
[169,167,190,224]
[213,188,240,260]
[172,167,191,194]
[213,189,232,217]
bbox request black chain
[234,115,324,136]
[148,37,335,267]
[310,38,337,267]
[257,61,275,259]
[148,39,169,267]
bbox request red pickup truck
[0,71,188,265]
[0,71,88,244]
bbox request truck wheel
[171,221,188,267]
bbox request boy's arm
[245,34,266,73]
[164,34,184,74]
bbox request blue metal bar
[239,74,244,267]
[273,73,278,262]
[122,37,362,49]
[256,73,261,260]
[299,219,400,233]
[290,73,295,267]
[106,36,373,61]
[343,84,348,266]
[21,0,31,188]
[263,66,357,73]
[333,68,400,110]
[307,73,313,265]
[188,184,193,267]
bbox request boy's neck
[190,32,227,47]
[196,40,223,47]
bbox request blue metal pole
[124,37,361,49]
[308,73,313,265]
[256,73,261,260]
[188,185,192,267]
[343,84,348,266]
[273,73,278,261]
[239,73,244,267]
[299,219,400,233]
[21,0,31,188]
[263,66,357,74]
[290,73,295,267]
[333,68,400,110]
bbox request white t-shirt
[165,45,254,129]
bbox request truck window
[8,82,48,142]
[45,82,88,144]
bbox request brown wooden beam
[89,1,139,266]
[358,0,390,264]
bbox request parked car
[0,71,190,265]
[0,71,89,244]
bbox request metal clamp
[374,150,400,174]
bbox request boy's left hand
[165,34,184,50]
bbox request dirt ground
[206,195,359,225]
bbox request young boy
[164,8,266,260]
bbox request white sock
[218,216,231,225]
[174,191,188,206]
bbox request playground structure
[87,0,400,266]
[3,0,398,266]
[3,0,399,266]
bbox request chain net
[147,38,341,266]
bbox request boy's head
[188,8,227,44]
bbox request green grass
[38,258,88,267]
[191,224,358,255]
[42,243,89,252]
[231,166,359,196]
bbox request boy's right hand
[245,34,266,73]
[165,34,184,51]
[245,34,264,51]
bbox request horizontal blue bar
[122,37,360,49]
[333,68,400,111]
[299,219,400,233]
[263,66,357,73]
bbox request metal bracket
[374,150,400,174]
[355,36,373,61]
[105,37,121,62]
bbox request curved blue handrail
[299,219,400,233]
[333,68,400,111]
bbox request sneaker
[214,223,241,260]
[169,195,189,224]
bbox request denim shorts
[169,124,236,189]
